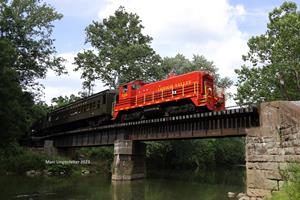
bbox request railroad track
[29,106,260,147]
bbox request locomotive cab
[118,80,145,101]
[202,73,225,110]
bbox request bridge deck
[32,107,259,147]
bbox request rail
[29,106,260,147]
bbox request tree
[235,2,300,105]
[74,6,162,92]
[0,38,27,145]
[162,54,233,89]
[0,0,64,145]
[51,94,81,108]
[0,0,65,91]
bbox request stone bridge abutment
[245,101,300,198]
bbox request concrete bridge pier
[44,140,76,158]
[112,140,146,181]
[44,140,57,156]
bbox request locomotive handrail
[116,82,204,109]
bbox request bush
[146,138,245,169]
[281,163,300,199]
[0,143,77,175]
[78,147,114,173]
[46,160,77,176]
[269,163,300,200]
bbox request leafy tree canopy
[0,0,64,145]
[0,0,65,91]
[162,54,233,89]
[51,94,81,108]
[0,38,28,144]
[74,6,162,92]
[235,2,300,104]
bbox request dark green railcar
[33,90,115,135]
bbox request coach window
[97,100,100,108]
[102,94,106,104]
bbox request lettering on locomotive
[158,80,192,91]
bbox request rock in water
[228,192,236,198]
[237,193,246,199]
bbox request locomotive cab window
[132,84,140,90]
[115,94,119,103]
[123,85,128,93]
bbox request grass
[268,163,300,200]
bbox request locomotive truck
[32,71,225,135]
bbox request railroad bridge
[33,101,300,199]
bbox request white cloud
[98,0,249,106]
[40,53,106,104]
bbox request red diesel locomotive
[32,70,225,135]
[113,70,225,121]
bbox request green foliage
[162,54,233,89]
[74,6,162,91]
[0,144,79,175]
[235,2,300,104]
[30,101,49,122]
[0,38,29,144]
[51,94,81,108]
[214,138,245,164]
[146,138,245,169]
[0,0,64,146]
[78,147,114,172]
[269,163,300,200]
[268,192,289,200]
[281,163,300,199]
[80,147,113,160]
[44,154,81,176]
[0,0,65,90]
[0,39,49,142]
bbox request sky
[42,0,300,106]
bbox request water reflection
[112,180,145,200]
[0,166,244,200]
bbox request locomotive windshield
[132,83,141,90]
